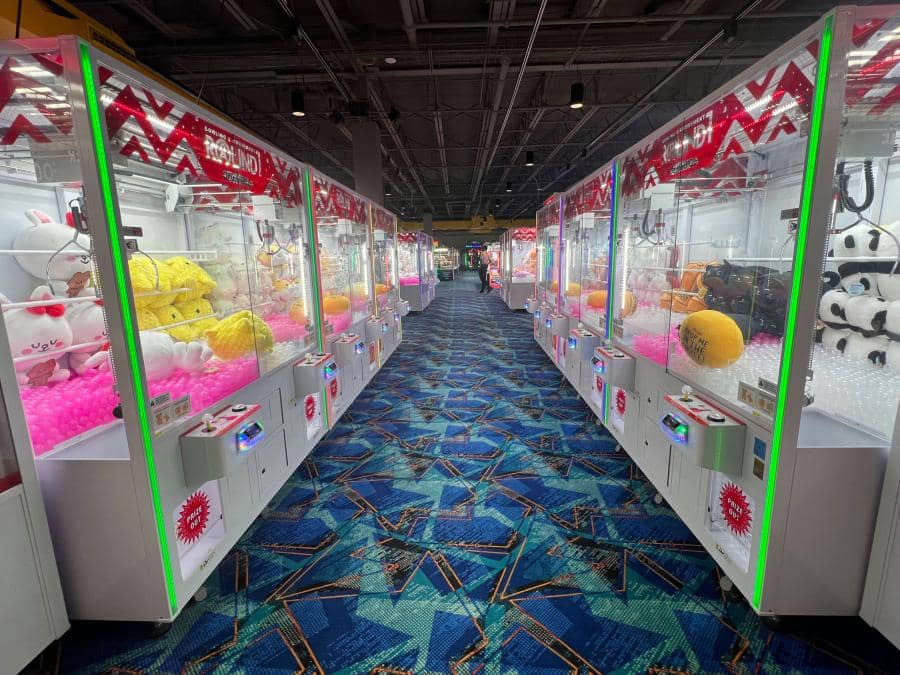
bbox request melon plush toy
[1,286,73,386]
[13,209,92,289]
[678,310,745,368]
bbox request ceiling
[71,0,866,231]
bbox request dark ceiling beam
[125,0,178,37]
[411,10,818,30]
[552,0,767,188]
[471,0,547,215]
[168,56,756,87]
[469,57,511,215]
[662,0,709,42]
[220,0,260,32]
[397,0,418,48]
[488,1,517,48]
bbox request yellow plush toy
[375,283,390,296]
[288,301,307,325]
[136,306,161,330]
[565,282,581,297]
[151,304,195,342]
[174,297,218,336]
[129,256,177,308]
[164,256,217,302]
[679,310,744,368]
[204,310,273,360]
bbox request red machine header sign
[313,174,368,223]
[97,66,303,207]
[373,207,396,233]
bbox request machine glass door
[536,198,561,308]
[561,188,582,320]
[372,207,397,313]
[397,232,419,289]
[510,228,536,287]
[661,39,820,412]
[577,166,613,337]
[809,11,900,441]
[98,62,303,415]
[312,174,369,334]
[0,40,123,457]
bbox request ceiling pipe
[397,0,418,47]
[469,57,511,213]
[410,10,818,30]
[550,0,766,188]
[471,0,548,212]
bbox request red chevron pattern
[0,51,72,145]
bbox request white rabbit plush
[1,286,73,386]
[85,330,212,381]
[13,209,92,288]
[67,291,109,376]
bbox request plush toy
[886,300,900,341]
[820,327,851,353]
[837,262,878,295]
[150,304,195,342]
[844,334,888,365]
[67,291,108,375]
[129,256,177,308]
[678,310,745,368]
[204,310,273,360]
[208,271,249,314]
[173,297,218,336]
[587,290,607,310]
[819,288,850,329]
[617,290,637,318]
[85,331,212,381]
[136,307,162,331]
[323,294,351,315]
[164,256,217,302]
[13,209,92,287]
[844,295,888,337]
[703,262,788,336]
[829,223,880,259]
[873,220,900,300]
[565,282,581,297]
[886,341,900,370]
[288,301,307,325]
[375,283,390,297]
[1,286,73,386]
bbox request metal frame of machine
[529,5,900,627]
[0,35,402,626]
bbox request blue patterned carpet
[47,274,899,674]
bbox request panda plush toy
[844,295,888,337]
[819,288,850,329]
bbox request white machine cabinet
[605,5,900,617]
[370,206,403,364]
[398,231,434,312]
[0,318,68,675]
[0,36,330,624]
[500,228,536,310]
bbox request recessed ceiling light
[385,57,398,65]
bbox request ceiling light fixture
[525,151,535,167]
[384,56,397,65]
[506,181,512,192]
[291,89,305,117]
[386,189,392,196]
[569,82,584,109]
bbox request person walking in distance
[478,255,491,293]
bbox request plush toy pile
[701,261,790,341]
[818,221,900,369]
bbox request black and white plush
[878,267,900,301]
[886,300,900,341]
[886,341,900,370]
[829,223,880,258]
[819,288,850,329]
[844,334,888,365]
[845,295,888,337]
[820,327,851,353]
[838,262,878,295]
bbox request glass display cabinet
[560,165,615,404]
[0,36,323,623]
[487,242,501,289]
[501,227,535,310]
[435,246,458,280]
[370,205,404,365]
[398,231,434,311]
[309,173,374,415]
[532,196,564,360]
[605,5,899,618]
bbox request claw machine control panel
[371,206,403,363]
[293,351,340,440]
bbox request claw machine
[561,165,615,410]
[531,196,564,362]
[609,5,899,617]
[398,231,433,311]
[501,227,535,310]
[486,242,501,290]
[307,172,375,418]
[0,36,323,623]
[370,205,406,366]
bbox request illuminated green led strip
[303,169,330,429]
[752,15,833,610]
[79,43,178,614]
[603,163,621,425]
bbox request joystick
[202,414,215,433]
[680,385,693,402]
